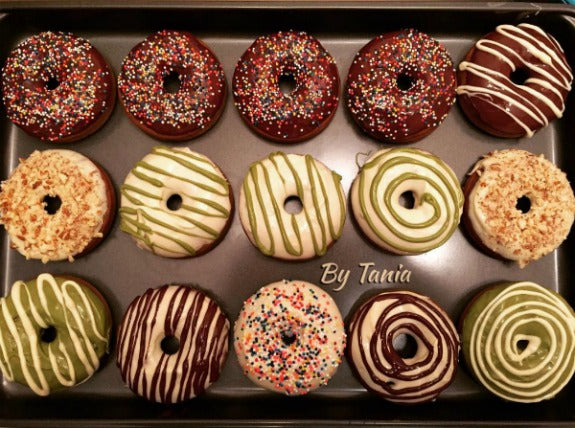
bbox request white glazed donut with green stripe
[120,146,233,258]
[239,152,346,260]
[0,273,111,396]
[351,148,463,254]
[461,281,575,403]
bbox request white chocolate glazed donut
[239,152,346,260]
[233,280,346,395]
[347,290,460,404]
[116,284,230,403]
[0,150,114,263]
[120,146,233,258]
[463,149,575,267]
[461,281,575,403]
[351,148,463,254]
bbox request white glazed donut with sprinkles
[118,30,227,141]
[234,280,346,395]
[233,31,340,143]
[1,31,116,143]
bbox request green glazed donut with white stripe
[120,146,233,258]
[461,281,575,403]
[239,152,346,260]
[351,148,463,254]
[0,273,112,395]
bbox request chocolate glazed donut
[116,285,230,403]
[347,291,460,404]
[457,23,573,138]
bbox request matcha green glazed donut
[461,281,575,403]
[0,273,112,395]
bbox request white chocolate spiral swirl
[462,282,575,403]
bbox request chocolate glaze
[118,31,227,141]
[232,31,340,143]
[116,285,230,403]
[457,24,572,138]
[346,29,456,144]
[1,32,116,143]
[347,291,459,404]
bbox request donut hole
[160,335,180,355]
[516,195,531,214]
[280,329,297,346]
[279,72,297,95]
[284,195,303,214]
[510,67,530,86]
[392,333,418,359]
[166,194,183,211]
[45,76,60,91]
[43,195,62,215]
[516,339,529,352]
[396,73,416,91]
[163,71,182,94]
[40,326,57,343]
[399,191,416,209]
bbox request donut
[462,149,575,267]
[351,148,463,255]
[239,152,346,260]
[347,291,459,404]
[460,281,575,402]
[118,30,227,141]
[1,31,115,143]
[233,31,339,143]
[234,279,346,395]
[0,273,112,396]
[0,149,116,263]
[346,29,456,143]
[457,23,573,138]
[120,146,233,258]
[116,284,230,403]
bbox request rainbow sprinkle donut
[234,279,346,395]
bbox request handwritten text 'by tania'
[320,262,412,292]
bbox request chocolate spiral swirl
[347,291,459,403]
[116,285,230,403]
[461,282,575,402]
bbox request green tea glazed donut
[0,273,112,395]
[461,281,575,403]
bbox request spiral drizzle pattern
[462,282,575,403]
[347,291,459,403]
[351,148,463,254]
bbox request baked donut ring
[462,149,575,267]
[460,281,575,402]
[239,152,346,260]
[347,290,460,404]
[233,31,340,143]
[0,150,116,263]
[0,273,112,396]
[457,23,573,138]
[1,31,115,143]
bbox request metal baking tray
[1,2,575,426]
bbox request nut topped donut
[1,31,115,143]
[462,149,575,267]
[346,29,456,143]
[234,279,346,395]
[118,30,227,141]
[0,150,116,263]
[347,291,459,404]
[233,31,340,143]
[116,284,230,403]
[239,152,346,260]
[457,23,573,138]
